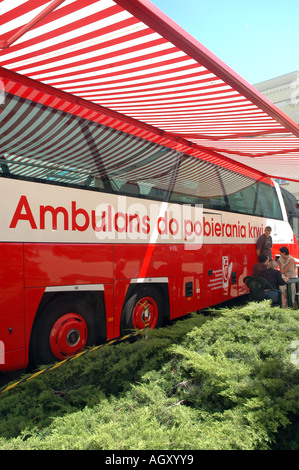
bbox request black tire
[120,286,165,334]
[29,296,97,365]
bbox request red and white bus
[1,73,298,372]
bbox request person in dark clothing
[256,226,273,260]
[252,254,269,276]
[260,260,288,302]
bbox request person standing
[256,226,273,260]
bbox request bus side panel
[203,243,248,308]
[103,283,115,340]
[23,244,115,359]
[203,244,224,308]
[113,244,174,330]
[0,243,26,371]
[113,243,172,281]
[222,243,248,298]
[113,243,204,321]
[24,286,47,366]
[24,243,113,287]
[171,244,204,318]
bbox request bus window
[255,183,283,219]
[0,91,284,222]
[227,182,283,219]
[0,93,180,197]
[227,184,257,215]
[169,154,258,212]
[281,186,299,239]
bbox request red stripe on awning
[1,0,299,180]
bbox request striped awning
[1,0,299,181]
[1,89,261,201]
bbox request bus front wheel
[29,296,97,365]
[121,286,165,333]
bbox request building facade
[254,71,299,198]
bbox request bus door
[202,213,227,307]
[178,243,204,316]
[171,238,204,318]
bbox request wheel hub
[66,328,81,347]
[141,303,150,323]
[50,313,87,360]
[133,298,158,329]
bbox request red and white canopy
[1,0,299,181]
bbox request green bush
[0,302,298,450]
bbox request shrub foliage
[0,301,298,450]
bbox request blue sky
[150,0,299,85]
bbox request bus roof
[1,0,299,181]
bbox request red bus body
[1,72,298,371]
[1,177,298,371]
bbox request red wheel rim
[50,313,88,360]
[132,297,159,330]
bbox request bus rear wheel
[30,296,97,365]
[121,286,165,333]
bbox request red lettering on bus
[114,212,126,232]
[91,210,106,232]
[71,201,89,231]
[40,205,69,230]
[157,212,168,235]
[142,215,150,234]
[9,195,37,229]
